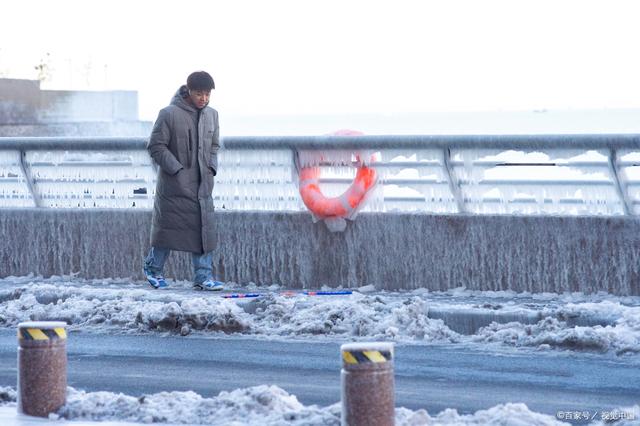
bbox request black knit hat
[187,71,215,91]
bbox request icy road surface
[0,330,639,416]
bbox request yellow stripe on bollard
[363,350,388,363]
[18,327,68,340]
[26,329,49,340]
[342,351,359,365]
[342,350,392,364]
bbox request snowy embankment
[5,384,636,426]
[1,276,639,355]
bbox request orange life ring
[298,130,377,219]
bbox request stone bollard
[17,321,68,417]
[341,342,395,426]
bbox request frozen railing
[0,135,639,215]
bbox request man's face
[188,89,211,109]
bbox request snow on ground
[0,386,16,404]
[472,315,640,355]
[4,384,623,426]
[0,275,639,355]
[1,276,639,425]
[56,386,339,426]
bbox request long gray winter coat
[147,86,220,253]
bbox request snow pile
[250,293,460,341]
[3,384,636,425]
[474,303,640,355]
[0,283,460,343]
[395,403,566,426]
[0,278,639,354]
[55,385,340,425]
[0,284,252,335]
[432,287,640,306]
[141,297,249,335]
[548,300,635,324]
[0,386,16,406]
[0,385,573,425]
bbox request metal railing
[1,134,639,215]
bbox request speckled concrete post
[17,321,67,417]
[341,342,395,426]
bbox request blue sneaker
[193,279,224,291]
[143,266,168,289]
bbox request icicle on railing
[617,150,640,215]
[377,149,456,214]
[0,150,34,207]
[4,142,638,215]
[452,148,625,216]
[215,150,299,212]
[26,151,156,208]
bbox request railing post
[443,147,466,213]
[18,150,42,208]
[608,148,633,216]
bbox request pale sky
[1,0,640,121]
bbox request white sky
[1,0,640,121]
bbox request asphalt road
[0,330,638,418]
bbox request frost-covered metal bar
[449,160,609,167]
[18,150,41,208]
[608,149,633,215]
[28,161,137,167]
[33,178,148,183]
[224,134,640,150]
[459,179,613,186]
[0,137,147,151]
[321,178,443,184]
[319,177,613,186]
[320,160,611,168]
[443,147,466,213]
[1,134,640,151]
[474,198,607,205]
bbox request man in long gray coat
[143,71,223,291]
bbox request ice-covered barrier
[3,134,640,215]
[1,209,639,295]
